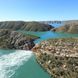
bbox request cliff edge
[0,29,38,50]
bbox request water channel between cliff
[0,30,78,78]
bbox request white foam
[0,50,33,78]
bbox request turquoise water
[12,55,50,78]
[18,30,78,43]
[34,31,78,43]
[0,50,50,78]
[18,30,46,37]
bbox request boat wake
[0,50,32,78]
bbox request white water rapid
[0,50,32,78]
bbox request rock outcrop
[51,21,78,34]
[0,21,53,31]
[32,38,78,78]
[0,29,38,50]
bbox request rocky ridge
[0,21,53,31]
[52,22,78,34]
[32,38,78,78]
[0,29,38,50]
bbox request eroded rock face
[14,37,35,50]
[0,29,37,50]
[32,38,78,78]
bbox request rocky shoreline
[0,29,39,50]
[32,38,78,78]
[51,22,78,34]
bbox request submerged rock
[32,38,78,78]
